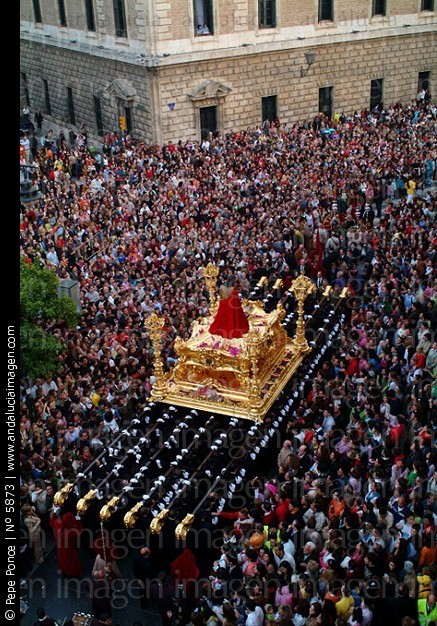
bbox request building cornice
[20,20,437,70]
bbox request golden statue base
[149,301,307,423]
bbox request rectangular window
[418,71,430,92]
[262,95,277,122]
[259,0,276,28]
[67,87,76,125]
[193,0,214,35]
[58,0,67,27]
[124,107,133,134]
[94,96,104,136]
[319,86,333,119]
[319,0,333,21]
[85,0,96,31]
[370,78,383,110]
[372,0,386,16]
[33,0,42,23]
[43,80,51,115]
[113,0,127,38]
[200,105,217,138]
[421,0,434,10]
[21,73,30,107]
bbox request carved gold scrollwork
[77,490,97,516]
[175,513,195,540]
[54,483,74,507]
[99,496,120,522]
[150,508,169,534]
[124,502,144,528]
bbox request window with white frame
[193,0,214,35]
[372,0,386,16]
[85,0,96,31]
[259,0,276,28]
[113,0,127,37]
[58,0,67,27]
[33,0,42,23]
[319,0,333,21]
[421,0,434,11]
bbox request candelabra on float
[244,326,264,419]
[202,262,220,314]
[145,313,168,400]
[289,272,316,354]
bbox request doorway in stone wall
[199,105,217,139]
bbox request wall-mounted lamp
[300,50,315,77]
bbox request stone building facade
[20,1,437,144]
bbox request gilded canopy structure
[145,265,316,422]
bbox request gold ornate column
[245,326,263,419]
[202,262,219,314]
[145,313,167,400]
[289,272,316,354]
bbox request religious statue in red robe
[209,275,249,340]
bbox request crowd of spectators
[19,91,436,626]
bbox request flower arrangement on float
[195,385,223,401]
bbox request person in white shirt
[396,514,418,544]
[26,380,42,400]
[360,599,373,625]
[322,409,335,433]
[374,506,394,531]
[282,535,296,557]
[20,134,31,162]
[245,599,264,626]
[101,411,120,435]
[41,377,58,396]
[273,542,296,572]
[46,247,59,266]
[427,469,437,498]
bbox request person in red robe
[170,547,199,609]
[309,228,324,278]
[50,510,83,577]
[209,275,249,339]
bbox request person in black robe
[132,546,152,609]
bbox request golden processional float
[73,266,347,538]
[145,264,317,423]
